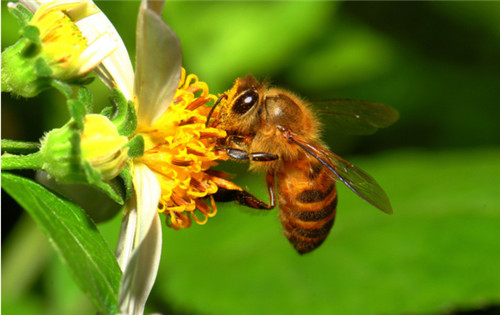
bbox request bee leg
[226,148,278,162]
[213,170,277,210]
[213,188,273,210]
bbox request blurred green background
[2,1,500,314]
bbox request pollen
[136,69,228,230]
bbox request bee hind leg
[213,170,276,210]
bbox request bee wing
[288,133,393,214]
[313,99,399,135]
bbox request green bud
[40,114,130,184]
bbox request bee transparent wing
[287,132,393,214]
[323,150,393,214]
[313,99,399,135]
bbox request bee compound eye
[232,90,259,115]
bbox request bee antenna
[206,94,227,127]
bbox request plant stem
[1,139,40,154]
[1,151,43,170]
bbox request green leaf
[1,172,122,314]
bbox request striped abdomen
[277,159,338,254]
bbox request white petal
[131,163,161,246]
[117,163,162,314]
[143,0,164,15]
[18,0,44,12]
[115,201,137,271]
[78,32,118,75]
[134,3,181,127]
[77,11,134,100]
[20,0,98,18]
[118,213,162,315]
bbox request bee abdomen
[281,212,336,254]
[278,177,338,254]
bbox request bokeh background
[2,1,500,314]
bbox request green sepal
[51,80,73,98]
[125,135,144,158]
[78,87,93,112]
[81,158,103,184]
[34,57,53,77]
[19,25,41,50]
[109,88,138,137]
[118,166,133,201]
[67,88,93,128]
[67,75,95,87]
[93,180,124,205]
[7,3,34,28]
[68,100,87,130]
[100,106,113,119]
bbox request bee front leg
[224,135,279,162]
[213,170,276,210]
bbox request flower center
[136,70,227,229]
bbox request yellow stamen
[136,69,227,229]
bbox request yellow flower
[28,1,107,80]
[2,0,125,97]
[136,69,227,229]
[100,2,234,233]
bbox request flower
[88,1,236,313]
[1,0,126,97]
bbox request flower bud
[1,1,116,97]
[40,114,129,184]
[81,114,130,180]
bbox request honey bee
[207,75,399,254]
